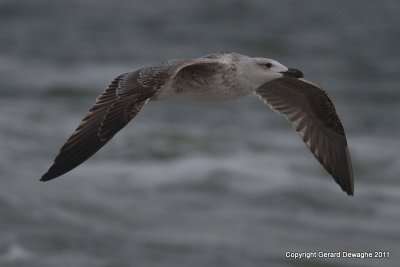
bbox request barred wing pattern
[41,71,159,181]
[41,58,220,181]
[256,77,354,195]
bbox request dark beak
[280,68,304,78]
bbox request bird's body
[41,52,354,195]
[154,52,285,101]
[155,61,240,101]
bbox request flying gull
[41,52,354,195]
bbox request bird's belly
[155,79,253,101]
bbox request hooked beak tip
[280,68,304,78]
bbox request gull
[41,52,354,195]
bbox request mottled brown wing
[41,71,158,181]
[256,77,354,195]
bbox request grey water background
[1,0,400,266]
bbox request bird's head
[240,57,304,87]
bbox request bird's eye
[265,63,272,68]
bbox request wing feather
[41,57,224,181]
[41,71,157,181]
[256,77,354,195]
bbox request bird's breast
[155,69,254,101]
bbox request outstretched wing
[41,71,160,181]
[256,77,354,195]
[41,57,224,182]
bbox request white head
[238,56,304,88]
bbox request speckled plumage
[41,52,354,196]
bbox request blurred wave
[1,0,400,266]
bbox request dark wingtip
[40,170,57,182]
[347,182,354,196]
[40,174,50,182]
[343,146,354,196]
[339,173,354,196]
[344,187,354,196]
[337,171,354,196]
